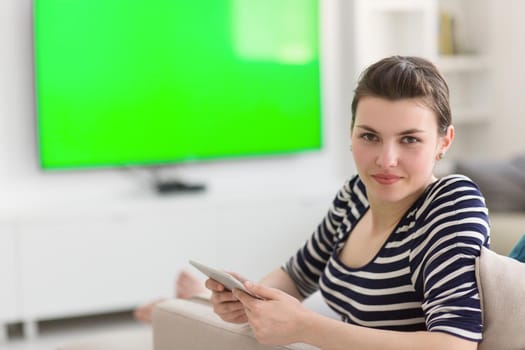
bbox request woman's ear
[439,125,455,156]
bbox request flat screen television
[33,0,322,170]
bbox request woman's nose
[375,144,398,168]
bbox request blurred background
[1,0,524,348]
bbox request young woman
[206,56,490,350]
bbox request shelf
[353,0,492,159]
[365,0,433,12]
[436,54,489,73]
[353,0,437,71]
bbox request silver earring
[437,152,445,160]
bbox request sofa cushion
[455,154,525,212]
[476,247,525,350]
[153,298,319,350]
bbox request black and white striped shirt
[284,174,489,341]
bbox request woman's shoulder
[410,174,490,258]
[413,174,487,222]
[427,173,483,199]
[435,173,479,186]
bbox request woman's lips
[372,174,401,185]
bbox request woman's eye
[360,133,378,142]
[401,136,419,144]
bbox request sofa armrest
[152,298,319,350]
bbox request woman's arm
[259,268,304,301]
[304,314,478,350]
[235,282,478,350]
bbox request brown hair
[351,56,451,135]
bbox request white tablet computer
[189,260,259,298]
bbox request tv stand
[154,180,206,194]
[147,166,206,194]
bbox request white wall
[0,0,354,216]
[2,0,524,213]
[488,0,525,158]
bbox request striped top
[284,174,490,341]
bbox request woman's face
[351,96,453,205]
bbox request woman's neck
[366,200,409,234]
[366,176,436,233]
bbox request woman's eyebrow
[355,125,425,135]
[355,125,377,133]
[398,128,425,135]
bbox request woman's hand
[205,274,248,324]
[233,281,315,346]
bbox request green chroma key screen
[34,0,322,170]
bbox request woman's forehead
[354,96,438,131]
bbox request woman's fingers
[210,289,238,303]
[212,298,247,323]
[205,278,225,292]
[231,310,249,323]
[206,277,248,324]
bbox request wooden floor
[1,311,150,350]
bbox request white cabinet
[3,191,332,333]
[0,224,19,341]
[352,0,492,159]
[17,208,217,319]
[0,225,18,322]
